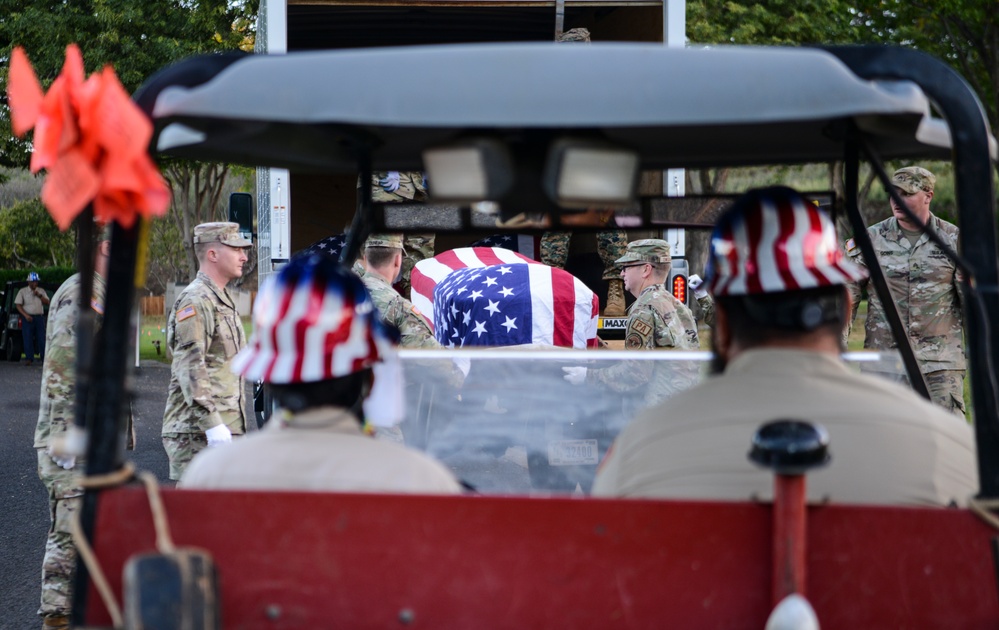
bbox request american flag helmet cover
[706,186,867,297]
[231,252,398,384]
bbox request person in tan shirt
[593,187,976,506]
[15,271,50,365]
[180,252,461,494]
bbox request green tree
[0,0,259,283]
[688,0,859,46]
[0,197,75,268]
[683,1,995,267]
[850,1,998,140]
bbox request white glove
[205,423,233,447]
[50,452,76,470]
[562,366,587,385]
[688,274,709,299]
[452,357,471,378]
[379,171,401,193]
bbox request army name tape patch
[176,305,197,322]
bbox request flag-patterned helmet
[231,252,398,384]
[706,186,866,297]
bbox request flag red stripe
[551,268,575,347]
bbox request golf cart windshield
[394,349,906,495]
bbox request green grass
[846,300,867,351]
[138,315,169,363]
[136,315,253,364]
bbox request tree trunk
[163,162,231,281]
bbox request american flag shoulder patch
[845,238,856,252]
[91,298,105,315]
[176,305,197,322]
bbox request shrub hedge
[0,266,77,287]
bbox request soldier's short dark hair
[717,285,847,348]
[365,245,400,269]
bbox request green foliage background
[0,266,75,286]
[0,197,76,269]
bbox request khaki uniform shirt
[179,406,462,493]
[34,273,106,451]
[163,272,249,436]
[362,270,439,349]
[15,285,46,316]
[592,349,976,506]
[847,215,964,373]
[588,284,700,405]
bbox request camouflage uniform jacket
[34,272,106,450]
[847,215,965,373]
[163,271,249,436]
[362,270,439,349]
[589,284,700,403]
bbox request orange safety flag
[6,44,170,230]
[7,47,44,136]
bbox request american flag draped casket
[411,247,599,349]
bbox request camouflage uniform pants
[540,230,628,280]
[36,450,83,618]
[924,370,967,419]
[399,234,435,299]
[163,432,210,481]
[882,369,966,419]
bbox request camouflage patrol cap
[615,239,671,265]
[892,166,936,194]
[192,222,252,248]
[557,28,591,43]
[365,234,405,250]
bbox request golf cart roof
[141,43,990,172]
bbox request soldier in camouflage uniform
[846,167,966,417]
[361,235,462,443]
[564,240,699,406]
[369,172,435,298]
[163,223,253,480]
[361,234,439,349]
[541,27,629,317]
[34,230,112,629]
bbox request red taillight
[672,275,687,303]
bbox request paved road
[0,358,172,629]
